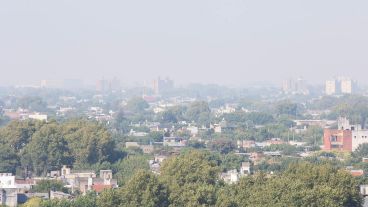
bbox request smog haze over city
[2,1,368,207]
[1,0,368,87]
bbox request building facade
[323,129,352,151]
[324,118,368,152]
[325,77,356,95]
[325,80,336,95]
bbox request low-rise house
[220,169,239,184]
[211,119,236,134]
[361,185,368,196]
[3,110,21,120]
[0,173,34,207]
[59,166,118,194]
[129,129,148,137]
[349,169,364,177]
[0,189,18,207]
[288,141,306,146]
[0,177,17,207]
[57,107,75,116]
[263,151,282,157]
[186,126,199,136]
[125,142,154,153]
[299,151,313,157]
[149,155,169,174]
[154,155,168,163]
[294,119,335,128]
[61,166,96,180]
[237,140,256,149]
[125,142,140,148]
[240,162,252,175]
[213,124,222,133]
[264,138,285,146]
[249,152,264,165]
[140,145,155,154]
[28,113,48,121]
[149,161,161,175]
[50,191,72,200]
[0,173,17,189]
[215,105,237,116]
[49,171,60,178]
[163,137,187,147]
[91,170,118,193]
[14,179,35,192]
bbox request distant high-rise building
[282,78,309,95]
[153,79,159,95]
[325,80,336,95]
[325,77,356,95]
[109,78,121,91]
[96,79,108,92]
[40,80,63,88]
[340,78,353,94]
[96,78,121,92]
[152,77,174,95]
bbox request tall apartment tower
[325,80,336,95]
[282,78,309,95]
[340,78,353,94]
[325,77,355,95]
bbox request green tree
[353,143,368,162]
[209,139,236,154]
[220,153,248,172]
[276,100,297,116]
[0,120,44,152]
[160,110,178,123]
[126,97,149,113]
[23,197,43,207]
[22,123,72,175]
[40,199,72,207]
[185,101,211,125]
[17,96,48,112]
[114,155,150,186]
[32,180,67,193]
[113,109,130,133]
[303,125,323,145]
[0,145,19,173]
[120,170,169,207]
[160,150,219,207]
[149,131,164,142]
[221,162,362,207]
[63,120,115,167]
[96,189,122,207]
[72,192,97,207]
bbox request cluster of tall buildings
[95,78,121,92]
[325,77,356,95]
[282,78,309,95]
[152,77,174,95]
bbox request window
[331,144,341,149]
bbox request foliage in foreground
[30,150,362,207]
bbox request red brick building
[323,129,352,152]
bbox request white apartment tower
[325,80,336,95]
[325,77,355,95]
[340,78,353,94]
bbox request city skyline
[1,0,368,86]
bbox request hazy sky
[1,0,368,86]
